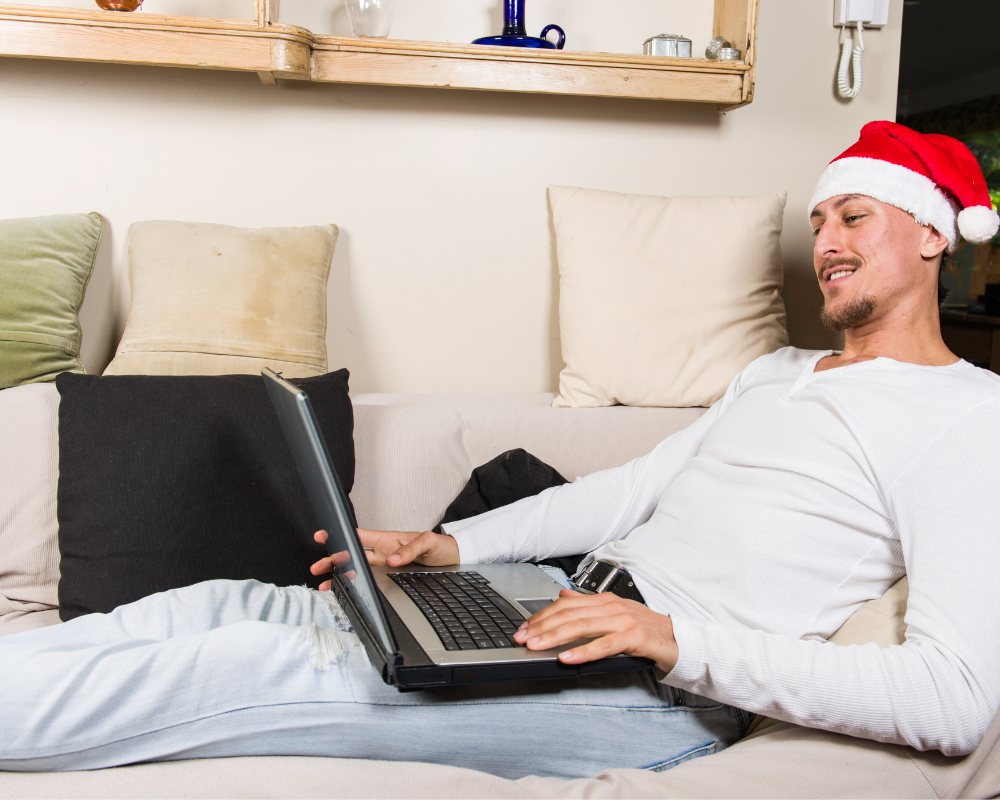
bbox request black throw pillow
[55,370,354,621]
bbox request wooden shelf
[0,0,758,107]
[0,4,313,82]
[311,37,750,104]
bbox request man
[2,122,999,777]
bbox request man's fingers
[312,529,455,574]
[518,591,623,631]
[519,612,637,650]
[357,529,384,549]
[319,579,332,591]
[357,529,426,566]
[386,531,437,566]
[310,550,352,576]
[310,557,332,576]
[558,631,635,664]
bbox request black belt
[574,561,645,604]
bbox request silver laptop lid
[261,368,397,658]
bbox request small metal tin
[705,35,731,59]
[643,33,692,58]
[717,47,741,60]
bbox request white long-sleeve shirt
[443,347,1000,756]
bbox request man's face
[810,195,946,332]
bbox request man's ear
[920,225,950,259]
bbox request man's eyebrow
[810,194,864,219]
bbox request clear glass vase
[345,0,395,38]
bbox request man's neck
[815,301,959,372]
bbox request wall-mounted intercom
[834,0,890,99]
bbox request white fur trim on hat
[958,205,1000,244]
[808,156,960,248]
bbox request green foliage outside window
[959,131,1000,249]
[935,126,1000,303]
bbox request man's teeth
[828,270,854,281]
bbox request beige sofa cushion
[2,712,997,800]
[0,384,61,636]
[350,393,706,532]
[104,221,338,378]
[549,186,789,408]
[520,709,1000,799]
[829,574,909,649]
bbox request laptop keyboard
[389,572,526,651]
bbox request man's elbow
[918,693,996,757]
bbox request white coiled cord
[837,20,865,99]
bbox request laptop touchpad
[516,598,555,616]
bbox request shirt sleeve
[663,399,1000,756]
[443,398,729,566]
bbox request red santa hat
[808,121,999,249]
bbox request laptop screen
[261,369,397,658]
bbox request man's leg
[0,580,746,779]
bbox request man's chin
[820,294,878,332]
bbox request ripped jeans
[0,580,750,778]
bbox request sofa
[2,387,998,798]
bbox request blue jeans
[0,580,750,778]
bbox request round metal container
[643,34,692,58]
[705,35,731,59]
[717,47,741,60]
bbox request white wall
[0,0,902,393]
[40,0,716,53]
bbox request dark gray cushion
[55,370,354,620]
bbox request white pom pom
[958,205,1000,244]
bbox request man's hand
[512,589,679,676]
[309,529,460,591]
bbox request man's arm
[442,396,729,565]
[310,401,724,583]
[314,357,763,574]
[516,400,1000,755]
[659,400,1000,756]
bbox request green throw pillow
[0,213,105,389]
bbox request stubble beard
[820,293,878,332]
[818,257,877,332]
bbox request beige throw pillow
[105,221,338,377]
[550,186,789,408]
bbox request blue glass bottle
[473,0,565,49]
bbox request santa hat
[808,121,999,249]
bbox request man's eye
[811,227,821,236]
[845,214,864,223]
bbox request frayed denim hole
[308,587,354,631]
[643,741,717,773]
[302,624,349,670]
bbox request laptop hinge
[331,575,400,675]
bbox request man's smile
[821,259,862,285]
[827,268,856,284]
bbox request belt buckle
[574,560,620,595]
[595,564,622,593]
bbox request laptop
[262,368,653,689]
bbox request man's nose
[813,221,842,259]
